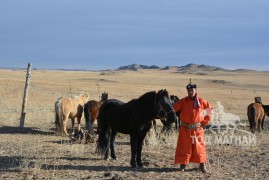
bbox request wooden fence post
[101,92,108,102]
[20,63,32,128]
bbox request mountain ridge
[117,63,258,72]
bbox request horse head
[170,95,180,104]
[80,93,89,103]
[155,89,177,130]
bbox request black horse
[262,105,269,116]
[262,105,269,129]
[170,95,181,129]
[96,89,177,168]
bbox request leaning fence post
[20,63,32,128]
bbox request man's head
[186,83,197,99]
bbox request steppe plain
[0,66,269,179]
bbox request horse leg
[130,135,138,168]
[110,130,118,160]
[137,126,151,167]
[249,119,255,134]
[77,116,82,132]
[62,115,69,136]
[90,118,96,134]
[104,134,110,161]
[137,135,146,167]
[87,118,94,135]
[90,118,95,126]
[258,118,262,132]
[85,105,93,134]
[71,118,75,134]
[175,117,178,130]
[262,115,265,130]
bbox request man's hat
[186,78,197,89]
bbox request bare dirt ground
[1,68,269,179]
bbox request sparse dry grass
[0,68,269,179]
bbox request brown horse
[247,103,265,133]
[84,100,103,134]
[55,93,89,136]
[84,92,108,134]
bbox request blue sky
[0,0,269,70]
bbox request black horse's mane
[138,91,157,104]
[124,91,154,103]
[126,90,169,108]
[129,89,169,104]
[124,91,157,112]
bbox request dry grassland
[0,68,269,179]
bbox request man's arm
[201,99,213,127]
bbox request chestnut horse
[84,100,102,134]
[247,103,265,133]
[84,92,108,134]
[55,93,89,136]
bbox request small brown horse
[247,103,265,133]
[84,92,108,134]
[55,93,89,136]
[84,100,103,134]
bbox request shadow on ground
[0,126,55,135]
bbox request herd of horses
[54,89,178,167]
[54,91,269,168]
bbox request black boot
[199,163,207,173]
[178,164,186,171]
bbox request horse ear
[157,89,162,96]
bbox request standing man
[173,80,213,173]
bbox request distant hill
[178,63,224,71]
[117,64,159,71]
[117,63,226,73]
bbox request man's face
[187,88,196,99]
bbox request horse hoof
[105,158,110,161]
[143,161,150,167]
[112,157,118,161]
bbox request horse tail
[96,103,110,156]
[249,105,256,133]
[55,98,63,133]
[84,102,94,134]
